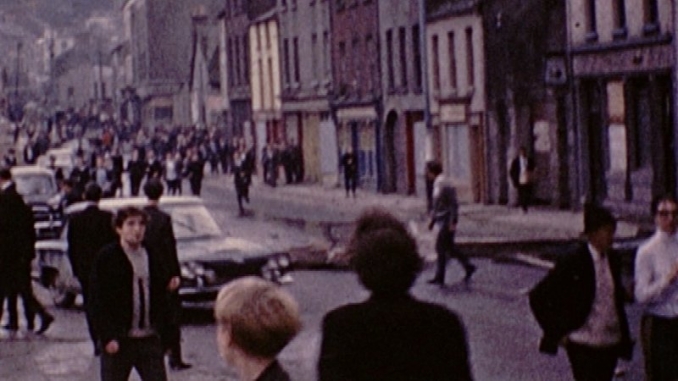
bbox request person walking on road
[90,206,171,381]
[529,203,633,381]
[318,208,473,381]
[127,149,147,197]
[0,167,54,334]
[215,277,301,381]
[634,194,678,381]
[509,146,535,213]
[185,150,204,196]
[340,147,358,198]
[143,179,191,371]
[427,173,476,285]
[67,182,118,354]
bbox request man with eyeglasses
[635,195,678,381]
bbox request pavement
[205,175,646,268]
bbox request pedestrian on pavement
[90,206,171,381]
[427,176,476,285]
[215,276,301,381]
[509,146,535,213]
[67,182,118,354]
[142,179,191,371]
[318,208,473,381]
[0,167,54,334]
[529,203,633,381]
[634,194,678,381]
[70,154,92,194]
[340,147,358,198]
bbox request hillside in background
[0,0,115,28]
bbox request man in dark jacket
[509,146,536,213]
[67,182,117,353]
[90,206,170,381]
[143,179,191,370]
[529,204,633,381]
[0,167,54,334]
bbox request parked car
[36,196,293,308]
[11,165,62,239]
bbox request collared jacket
[89,242,170,347]
[528,242,633,358]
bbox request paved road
[0,172,650,380]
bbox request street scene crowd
[0,118,678,381]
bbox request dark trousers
[78,276,97,350]
[166,293,185,366]
[645,315,678,381]
[236,186,250,215]
[189,178,202,196]
[433,227,473,282]
[344,174,357,196]
[517,183,532,212]
[565,342,619,381]
[3,265,46,329]
[166,179,181,195]
[101,336,167,381]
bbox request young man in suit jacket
[529,204,633,381]
[90,206,171,381]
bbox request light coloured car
[11,165,62,239]
[36,147,76,179]
[36,196,293,308]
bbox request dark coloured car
[36,196,293,308]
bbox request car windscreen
[166,204,223,240]
[14,174,56,197]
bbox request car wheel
[40,266,77,309]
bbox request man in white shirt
[635,195,678,381]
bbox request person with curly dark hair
[318,208,473,381]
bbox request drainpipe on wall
[673,0,678,198]
[564,0,583,210]
[419,0,432,159]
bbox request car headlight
[277,254,291,268]
[180,262,205,280]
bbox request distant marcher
[215,277,301,381]
[318,208,473,381]
[90,206,171,381]
[3,148,17,167]
[509,146,535,213]
[340,147,358,198]
[262,144,278,187]
[427,178,476,285]
[127,149,147,197]
[70,155,91,194]
[163,152,182,196]
[110,148,124,197]
[233,151,251,216]
[635,195,678,381]
[23,139,37,164]
[47,154,65,186]
[67,182,117,354]
[529,203,633,381]
[143,180,191,371]
[146,150,163,181]
[185,150,204,196]
[0,167,54,334]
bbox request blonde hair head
[214,277,301,358]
